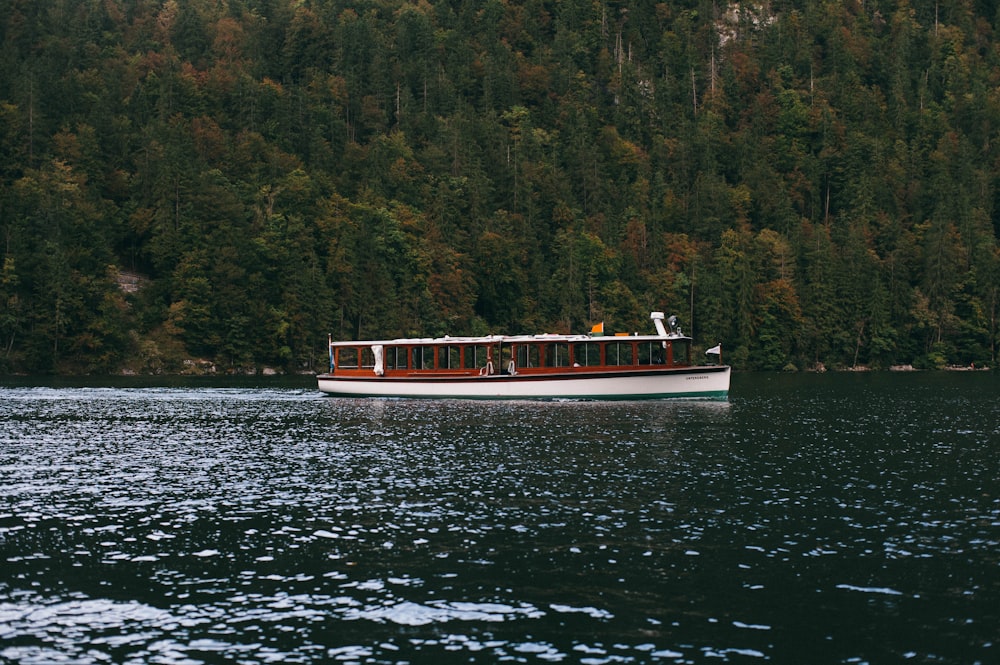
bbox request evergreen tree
[0,0,997,373]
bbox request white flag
[705,344,721,355]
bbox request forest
[1,0,998,374]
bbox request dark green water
[1,372,998,664]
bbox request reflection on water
[1,373,998,663]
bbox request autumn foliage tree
[0,0,997,374]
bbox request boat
[316,312,730,400]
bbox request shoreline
[1,364,993,381]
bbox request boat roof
[329,332,691,347]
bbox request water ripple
[2,374,999,663]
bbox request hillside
[1,0,998,373]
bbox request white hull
[317,366,730,401]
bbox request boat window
[499,344,513,372]
[606,342,633,366]
[516,344,540,368]
[385,346,406,370]
[573,342,601,367]
[638,342,665,365]
[438,345,461,369]
[361,347,375,368]
[337,347,359,369]
[670,340,690,366]
[412,345,436,370]
[463,345,490,369]
[543,343,569,367]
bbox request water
[1,372,998,664]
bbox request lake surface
[1,372,998,664]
